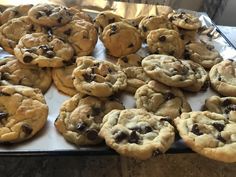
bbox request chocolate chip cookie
[53,19,98,56]
[147,28,184,58]
[55,93,124,146]
[0,4,33,24]
[0,85,48,143]
[139,15,178,40]
[67,7,93,23]
[0,16,44,54]
[28,4,72,27]
[99,108,175,160]
[182,60,209,92]
[94,12,123,37]
[135,80,191,119]
[168,11,201,30]
[116,54,143,68]
[52,63,77,96]
[142,54,196,87]
[0,57,52,93]
[184,41,223,69]
[102,22,142,57]
[14,33,74,67]
[122,16,145,29]
[175,111,236,163]
[204,96,236,121]
[73,56,127,97]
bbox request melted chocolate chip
[212,122,225,132]
[191,124,203,136]
[115,131,128,143]
[23,55,33,63]
[57,17,63,23]
[184,18,191,23]
[160,117,172,124]
[110,24,117,36]
[0,112,8,120]
[76,122,87,132]
[45,50,55,58]
[222,99,231,107]
[218,76,222,81]
[169,16,174,22]
[21,124,33,136]
[163,92,175,100]
[224,105,236,114]
[128,130,139,144]
[217,134,226,143]
[64,28,72,35]
[128,43,134,48]
[108,18,115,24]
[121,56,128,63]
[152,149,162,157]
[82,73,95,82]
[131,126,152,134]
[86,129,98,140]
[91,107,101,116]
[200,80,210,91]
[159,35,166,42]
[142,26,147,32]
[0,92,10,96]
[45,10,51,16]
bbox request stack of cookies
[0,3,235,162]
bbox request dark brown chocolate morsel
[108,18,115,24]
[159,35,166,42]
[191,124,203,136]
[184,18,191,23]
[168,50,175,56]
[184,50,191,59]
[152,149,162,157]
[86,129,98,140]
[64,29,72,35]
[23,55,33,63]
[142,26,147,32]
[82,73,96,82]
[57,17,63,23]
[212,122,225,132]
[217,134,226,143]
[163,92,175,100]
[91,107,101,116]
[200,80,210,91]
[222,99,231,107]
[21,124,33,136]
[128,130,139,144]
[0,91,11,96]
[128,43,134,48]
[109,24,117,36]
[160,117,172,124]
[224,105,236,114]
[169,16,174,22]
[36,11,43,19]
[76,122,87,132]
[45,50,55,58]
[115,131,128,143]
[121,56,128,63]
[0,112,8,120]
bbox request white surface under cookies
[0,12,235,154]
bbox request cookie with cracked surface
[28,4,72,27]
[99,108,175,160]
[53,19,98,56]
[168,11,201,30]
[0,85,48,143]
[0,57,52,93]
[14,33,74,67]
[55,93,124,146]
[52,63,77,96]
[73,56,127,97]
[139,15,178,40]
[204,96,236,122]
[175,111,236,163]
[135,80,191,119]
[209,59,236,96]
[0,4,33,24]
[147,28,184,58]
[184,41,223,69]
[94,12,123,38]
[182,60,209,92]
[102,22,142,57]
[142,54,196,87]
[0,16,44,54]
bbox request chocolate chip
[1,72,10,80]
[46,27,53,37]
[184,18,191,23]
[128,43,134,48]
[200,80,210,91]
[94,63,100,67]
[180,34,185,40]
[76,122,87,132]
[21,124,33,136]
[212,122,225,132]
[115,131,128,143]
[218,76,222,81]
[0,92,10,96]
[62,60,74,66]
[45,50,55,58]
[109,24,117,36]
[63,28,71,35]
[57,17,63,23]
[108,18,115,24]
[36,12,43,19]
[128,130,139,144]
[191,124,203,136]
[29,24,36,32]
[86,129,98,140]
[224,105,236,114]
[142,25,147,32]
[169,16,174,22]
[168,50,175,56]
[159,35,166,42]
[82,73,95,82]
[160,117,172,124]
[0,112,8,120]
[152,149,162,157]
[121,56,128,63]
[108,68,112,73]
[45,10,51,16]
[23,55,33,63]
[217,134,226,143]
[222,99,231,107]
[163,92,175,100]
[39,45,49,51]
[91,107,101,116]
[131,126,152,134]
[143,126,152,133]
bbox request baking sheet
[0,11,235,156]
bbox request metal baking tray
[0,11,235,156]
